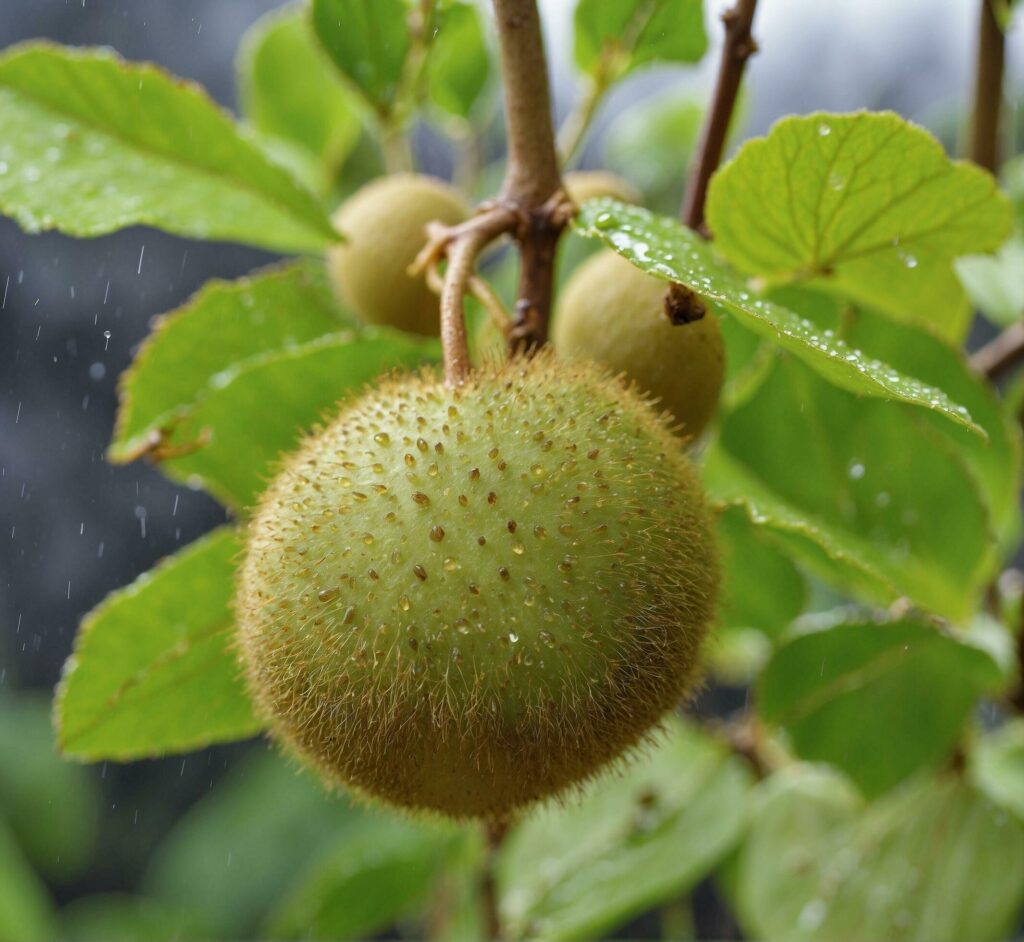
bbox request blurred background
[1,1,1022,938]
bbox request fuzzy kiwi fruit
[554,249,725,440]
[237,354,719,819]
[327,174,469,336]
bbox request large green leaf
[710,507,808,684]
[573,0,706,78]
[59,895,204,942]
[706,112,1012,340]
[771,286,1022,546]
[55,528,260,760]
[735,767,1024,942]
[0,823,56,942]
[144,751,358,938]
[426,1,491,120]
[265,817,462,940]
[150,330,439,510]
[970,719,1024,821]
[759,617,1004,796]
[110,260,350,464]
[0,693,97,881]
[717,507,806,638]
[0,43,337,252]
[238,5,361,178]
[704,356,994,621]
[312,0,410,112]
[499,719,751,941]
[574,200,983,435]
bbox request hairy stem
[482,818,509,940]
[440,232,487,385]
[969,0,1005,173]
[493,0,568,354]
[680,0,760,231]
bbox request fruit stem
[481,818,509,940]
[679,0,760,233]
[968,0,1005,173]
[492,0,570,355]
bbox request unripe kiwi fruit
[327,174,469,336]
[563,170,642,207]
[237,354,718,818]
[555,250,725,440]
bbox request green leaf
[312,0,411,112]
[150,329,440,510]
[426,1,491,120]
[574,200,984,435]
[706,112,1012,340]
[718,507,807,638]
[759,617,1003,796]
[55,528,260,760]
[238,5,361,177]
[59,895,203,942]
[144,751,358,938]
[0,693,97,881]
[0,823,56,942]
[0,43,338,252]
[266,817,462,940]
[110,260,350,464]
[704,357,994,621]
[573,0,707,79]
[771,286,1022,547]
[970,719,1024,821]
[710,508,808,684]
[735,767,1024,942]
[955,236,1024,327]
[499,719,751,941]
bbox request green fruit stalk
[327,174,469,335]
[237,355,719,818]
[555,250,725,439]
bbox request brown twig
[969,320,1024,379]
[969,0,1005,173]
[493,0,570,355]
[412,208,519,386]
[680,0,760,231]
[417,0,568,383]
[482,818,510,940]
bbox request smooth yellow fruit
[237,355,719,819]
[555,250,725,439]
[327,174,469,335]
[563,170,642,207]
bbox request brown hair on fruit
[554,250,725,440]
[236,354,719,819]
[327,174,469,336]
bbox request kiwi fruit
[327,174,469,336]
[237,354,718,819]
[563,170,642,207]
[554,249,725,439]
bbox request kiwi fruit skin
[554,249,725,440]
[563,170,642,207]
[327,174,469,336]
[237,355,719,819]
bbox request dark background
[1,0,1022,931]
